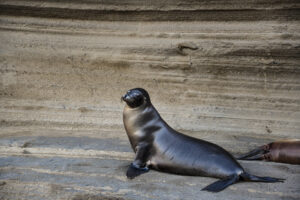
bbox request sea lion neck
[123,103,161,147]
[123,103,156,130]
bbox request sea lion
[237,139,300,165]
[122,88,284,192]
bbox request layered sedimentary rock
[0,1,300,199]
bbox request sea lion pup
[122,88,284,192]
[237,139,300,165]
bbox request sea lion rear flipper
[240,172,284,182]
[236,146,266,160]
[201,174,239,192]
[126,163,149,179]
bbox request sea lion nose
[122,94,128,101]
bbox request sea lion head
[122,88,151,108]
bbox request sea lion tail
[240,172,285,183]
[201,174,239,192]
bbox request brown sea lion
[122,88,284,192]
[237,139,300,165]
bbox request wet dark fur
[122,88,284,192]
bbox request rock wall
[0,1,300,199]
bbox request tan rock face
[0,1,300,199]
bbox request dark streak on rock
[0,5,299,21]
[0,181,6,186]
[72,194,127,200]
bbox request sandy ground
[0,127,300,200]
[0,127,299,200]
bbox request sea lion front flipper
[126,143,151,179]
[202,174,239,192]
[126,163,149,179]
